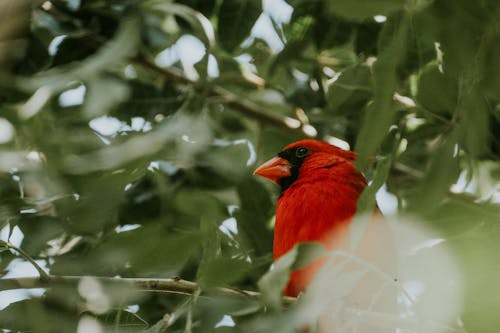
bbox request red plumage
[255,139,391,298]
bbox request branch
[0,275,297,306]
[0,240,50,280]
[132,55,314,138]
[0,275,456,331]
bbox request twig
[0,240,50,280]
[0,275,297,306]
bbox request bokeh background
[0,0,499,332]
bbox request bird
[254,139,397,330]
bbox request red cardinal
[254,139,396,301]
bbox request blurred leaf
[18,216,66,255]
[355,13,410,168]
[481,34,500,99]
[0,299,78,332]
[258,242,323,309]
[235,178,273,256]
[51,225,202,276]
[326,64,372,112]
[356,155,393,213]
[409,134,460,212]
[148,2,215,47]
[174,189,222,220]
[83,76,130,118]
[89,309,148,330]
[326,0,406,22]
[217,0,261,51]
[197,257,251,289]
[176,0,217,18]
[204,142,256,182]
[457,89,491,157]
[416,64,457,116]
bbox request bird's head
[254,139,357,191]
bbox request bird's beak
[254,156,291,184]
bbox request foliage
[0,0,499,332]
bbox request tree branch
[0,240,50,280]
[0,275,297,305]
[132,55,314,138]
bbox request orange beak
[254,156,291,184]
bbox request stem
[0,240,50,280]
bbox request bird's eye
[295,147,309,158]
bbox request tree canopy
[0,0,499,332]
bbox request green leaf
[326,64,372,113]
[356,155,393,213]
[408,134,460,212]
[51,225,202,276]
[416,64,457,115]
[481,34,500,99]
[0,299,78,332]
[326,0,406,22]
[83,77,130,118]
[457,88,491,157]
[88,309,148,329]
[197,257,251,289]
[258,242,324,309]
[235,178,273,256]
[355,13,410,168]
[148,2,215,48]
[217,0,262,51]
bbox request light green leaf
[83,77,130,118]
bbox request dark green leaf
[355,13,410,168]
[197,257,251,288]
[217,0,261,51]
[326,0,406,22]
[235,178,273,256]
[416,64,457,115]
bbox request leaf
[357,155,393,213]
[326,0,406,22]
[17,216,66,255]
[51,225,202,277]
[235,178,273,256]
[197,257,251,289]
[148,2,215,48]
[83,77,130,118]
[409,134,460,212]
[258,242,324,309]
[326,64,372,113]
[457,88,491,157]
[89,309,148,329]
[481,34,500,99]
[0,299,78,332]
[217,0,262,51]
[355,13,410,169]
[75,17,141,79]
[18,17,141,93]
[416,64,457,115]
[174,189,222,220]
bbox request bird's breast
[273,180,360,260]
